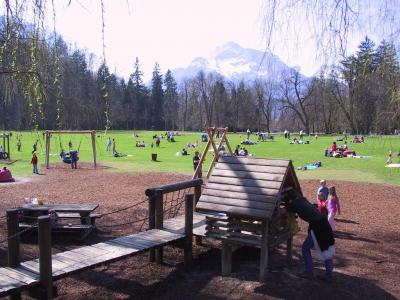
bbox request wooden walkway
[0,212,209,298]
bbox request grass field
[2,130,400,185]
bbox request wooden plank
[71,246,109,258]
[208,176,282,189]
[20,260,40,274]
[4,267,39,284]
[0,273,20,294]
[111,237,155,250]
[212,169,285,181]
[196,202,269,220]
[0,270,27,288]
[13,267,40,279]
[90,242,137,255]
[206,233,262,247]
[106,240,146,251]
[202,189,278,204]
[215,162,288,174]
[52,254,87,270]
[219,157,290,167]
[118,234,176,248]
[199,195,276,211]
[205,183,280,197]
[56,250,91,263]
[57,212,102,219]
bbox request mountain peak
[172,42,299,83]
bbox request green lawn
[2,130,400,185]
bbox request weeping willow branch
[101,0,111,134]
[52,0,63,130]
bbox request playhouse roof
[196,156,302,220]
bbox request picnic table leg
[80,213,94,240]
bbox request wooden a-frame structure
[192,127,233,179]
[44,130,97,169]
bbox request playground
[0,165,398,299]
[0,130,399,299]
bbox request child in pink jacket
[327,186,341,231]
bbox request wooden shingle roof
[196,156,301,220]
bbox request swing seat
[61,150,79,164]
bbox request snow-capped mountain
[172,41,300,83]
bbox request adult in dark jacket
[283,190,335,280]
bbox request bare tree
[279,70,313,133]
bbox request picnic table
[18,204,100,239]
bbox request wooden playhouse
[196,156,302,280]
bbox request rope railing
[99,198,148,217]
[0,223,38,244]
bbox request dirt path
[0,164,399,299]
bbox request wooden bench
[56,212,102,225]
[19,222,95,240]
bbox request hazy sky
[49,0,396,81]
[52,0,267,80]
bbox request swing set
[0,133,10,160]
[44,130,97,169]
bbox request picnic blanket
[347,155,371,159]
[298,161,322,171]
[386,163,400,168]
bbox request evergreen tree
[164,69,178,130]
[128,58,149,129]
[150,62,164,129]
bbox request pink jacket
[327,196,340,214]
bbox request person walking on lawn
[31,153,39,174]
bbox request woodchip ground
[0,163,399,299]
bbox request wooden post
[194,184,202,245]
[91,131,97,168]
[287,236,293,264]
[45,131,50,169]
[7,209,21,300]
[154,189,164,264]
[38,215,53,300]
[7,133,10,159]
[184,193,194,268]
[7,209,20,267]
[148,194,156,262]
[259,221,269,282]
[221,242,232,276]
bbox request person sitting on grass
[331,142,338,152]
[182,148,189,156]
[234,145,240,156]
[387,150,393,164]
